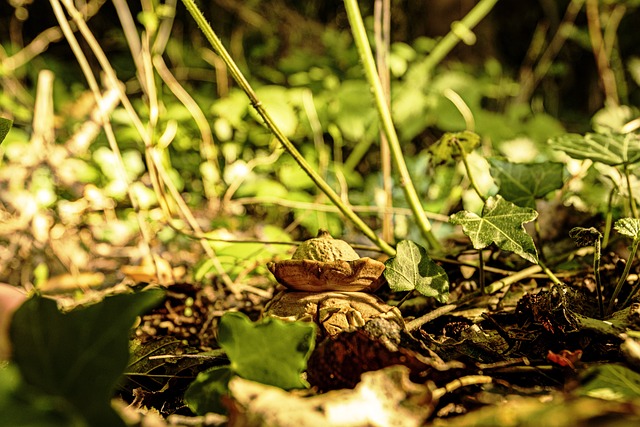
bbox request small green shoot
[184,312,316,415]
[384,240,449,304]
[611,218,640,313]
[569,227,604,318]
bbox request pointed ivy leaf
[615,218,640,240]
[489,158,564,208]
[549,132,640,166]
[577,364,640,401]
[569,227,603,247]
[429,130,481,165]
[10,290,164,427]
[450,195,539,264]
[384,240,449,303]
[218,312,315,390]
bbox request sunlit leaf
[218,312,315,390]
[578,364,640,401]
[615,218,640,240]
[489,158,564,208]
[549,132,640,166]
[10,290,164,427]
[429,130,481,165]
[450,195,539,264]
[0,117,12,145]
[384,240,449,303]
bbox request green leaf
[184,366,233,415]
[549,132,640,166]
[615,218,640,240]
[218,312,315,390]
[0,117,12,144]
[10,290,164,427]
[384,240,449,303]
[450,195,539,264]
[569,227,603,247]
[578,364,640,401]
[0,364,87,426]
[429,130,481,165]
[488,158,564,208]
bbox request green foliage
[429,131,481,166]
[489,159,565,208]
[450,195,539,264]
[577,364,640,401]
[384,240,449,303]
[549,133,640,166]
[218,312,315,389]
[7,290,164,427]
[185,312,316,415]
[614,218,640,239]
[0,117,12,145]
[184,366,234,415]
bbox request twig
[405,304,457,332]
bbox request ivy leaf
[384,240,449,303]
[184,366,234,415]
[615,218,640,240]
[450,195,539,264]
[218,312,315,390]
[10,290,164,427]
[0,117,12,145]
[489,158,564,208]
[429,130,481,165]
[549,132,640,166]
[577,364,640,401]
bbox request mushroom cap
[268,230,385,292]
[267,257,385,292]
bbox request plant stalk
[593,235,605,319]
[180,0,395,256]
[608,237,640,314]
[343,0,441,251]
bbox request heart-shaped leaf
[10,290,164,427]
[0,118,12,145]
[218,312,315,390]
[450,195,539,264]
[384,240,449,303]
[489,158,564,208]
[549,132,640,166]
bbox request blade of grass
[180,0,395,256]
[343,0,440,251]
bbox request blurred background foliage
[1,0,640,290]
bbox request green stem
[343,0,440,251]
[180,0,395,256]
[623,164,638,218]
[603,187,615,247]
[593,236,605,319]
[419,0,499,75]
[608,237,640,314]
[538,259,563,286]
[478,249,486,294]
[454,139,487,202]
